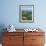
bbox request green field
[22,10,32,20]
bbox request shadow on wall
[0,24,7,43]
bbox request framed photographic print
[19,5,34,23]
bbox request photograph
[19,5,34,23]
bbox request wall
[0,0,46,29]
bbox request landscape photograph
[19,5,34,22]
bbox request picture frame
[19,5,34,23]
